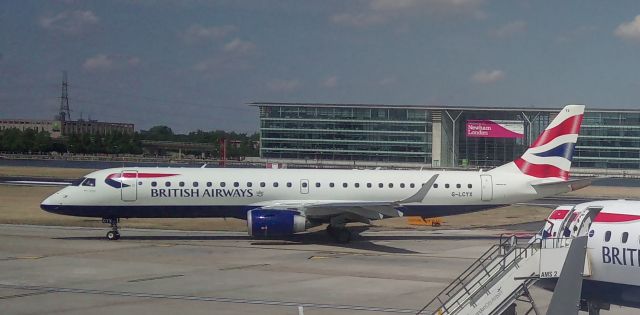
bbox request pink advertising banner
[466,120,524,138]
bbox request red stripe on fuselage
[123,173,178,178]
[549,209,570,220]
[594,212,640,223]
[531,114,583,148]
[514,158,569,180]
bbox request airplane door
[120,170,138,202]
[300,179,309,194]
[573,206,603,237]
[480,175,493,201]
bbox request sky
[1,0,640,133]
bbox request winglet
[399,174,439,203]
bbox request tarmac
[0,224,635,315]
[0,224,530,315]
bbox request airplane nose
[40,192,64,213]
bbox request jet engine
[247,209,306,237]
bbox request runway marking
[0,290,53,300]
[0,284,420,314]
[15,256,44,260]
[219,263,270,271]
[128,274,184,283]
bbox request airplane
[536,200,640,313]
[41,104,589,243]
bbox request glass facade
[254,103,640,169]
[574,111,640,169]
[259,105,432,163]
[457,111,550,168]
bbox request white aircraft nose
[40,192,65,213]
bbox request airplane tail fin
[514,104,585,181]
[491,105,585,181]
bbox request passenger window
[367,183,372,188]
[82,178,96,187]
[179,182,185,187]
[220,182,226,187]
[301,182,308,188]
[622,232,629,243]
[355,183,360,188]
[468,184,472,188]
[247,182,252,187]
[410,183,416,188]
[315,182,321,188]
[456,184,461,188]
[138,181,143,186]
[445,184,450,188]
[165,181,171,187]
[378,183,383,188]
[605,231,611,242]
[330,183,335,188]
[193,182,199,187]
[343,183,348,188]
[286,182,292,188]
[152,181,157,187]
[388,183,393,188]
[400,183,405,188]
[206,182,212,187]
[234,182,239,187]
[260,182,266,187]
[273,182,279,187]
[433,184,438,188]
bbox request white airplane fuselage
[41,166,542,220]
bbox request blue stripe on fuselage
[41,204,504,220]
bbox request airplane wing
[256,175,439,223]
[531,177,593,196]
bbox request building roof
[248,102,640,113]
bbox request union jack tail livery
[513,104,585,181]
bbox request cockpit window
[71,177,86,186]
[82,178,96,187]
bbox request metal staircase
[417,236,588,315]
[417,205,602,315]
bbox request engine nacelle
[247,209,306,237]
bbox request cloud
[267,79,300,92]
[83,54,140,72]
[330,13,386,28]
[371,0,481,11]
[615,15,640,41]
[555,25,597,43]
[331,0,484,28]
[378,76,397,86]
[489,20,526,38]
[183,24,236,43]
[223,38,257,54]
[323,76,338,88]
[471,69,505,84]
[39,10,99,34]
[192,39,256,73]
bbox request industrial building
[251,102,640,170]
[0,72,134,139]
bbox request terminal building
[251,102,640,170]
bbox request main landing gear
[326,224,352,243]
[103,218,120,240]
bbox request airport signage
[466,120,524,139]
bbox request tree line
[0,126,259,157]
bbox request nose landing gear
[103,218,121,240]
